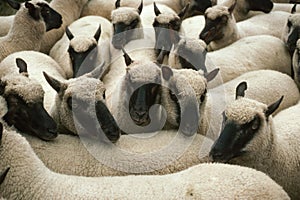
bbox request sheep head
[12,0,63,32]
[111,1,143,49]
[160,65,218,136]
[152,2,188,56]
[66,25,101,78]
[43,64,120,143]
[283,14,300,56]
[0,59,57,141]
[210,82,283,163]
[199,2,236,45]
[169,38,208,72]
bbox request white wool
[39,0,89,54]
[181,15,206,39]
[69,37,97,53]
[205,5,230,20]
[0,15,14,37]
[111,7,141,24]
[155,13,180,24]
[0,128,290,199]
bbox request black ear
[161,65,173,81]
[0,81,6,95]
[178,3,189,19]
[204,68,219,82]
[6,0,20,10]
[43,72,64,93]
[154,2,161,16]
[94,24,102,42]
[156,46,166,64]
[0,167,9,185]
[228,0,237,15]
[235,81,247,99]
[291,4,297,14]
[15,58,28,74]
[121,47,133,66]
[137,0,143,15]
[265,96,284,118]
[115,0,121,8]
[0,122,3,144]
[66,26,74,40]
[25,1,40,20]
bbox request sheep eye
[287,20,292,28]
[102,91,106,99]
[170,91,177,101]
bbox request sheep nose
[134,110,147,119]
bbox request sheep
[0,125,290,199]
[39,0,89,54]
[282,13,300,56]
[200,1,291,51]
[210,81,300,199]
[161,67,299,140]
[181,15,206,39]
[24,129,214,176]
[0,0,62,62]
[110,0,145,49]
[49,16,112,79]
[81,0,154,21]
[42,64,121,143]
[292,39,300,87]
[168,36,292,88]
[0,58,57,141]
[0,51,67,112]
[217,0,273,22]
[0,15,14,37]
[272,3,300,13]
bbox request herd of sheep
[0,0,299,199]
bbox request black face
[68,97,120,143]
[287,20,300,56]
[199,15,227,44]
[209,114,261,163]
[68,44,98,77]
[177,44,207,73]
[2,94,58,141]
[112,19,140,49]
[37,3,62,32]
[248,0,273,13]
[153,19,181,56]
[185,0,212,18]
[129,83,161,126]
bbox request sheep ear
[156,46,166,64]
[0,122,2,144]
[94,24,101,42]
[178,3,189,19]
[121,47,133,66]
[228,0,237,14]
[154,2,161,16]
[43,72,64,93]
[161,66,173,81]
[66,27,74,41]
[204,68,219,82]
[87,61,106,79]
[6,0,20,10]
[137,0,143,15]
[115,0,121,8]
[235,81,247,99]
[25,1,40,20]
[291,4,297,14]
[0,167,9,185]
[265,96,284,118]
[15,58,28,74]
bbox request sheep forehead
[225,98,267,124]
[2,74,44,103]
[111,7,140,24]
[70,37,97,53]
[174,69,206,96]
[128,62,160,83]
[178,38,206,53]
[205,5,229,20]
[25,0,49,5]
[155,13,179,24]
[65,77,105,101]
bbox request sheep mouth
[200,27,217,45]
